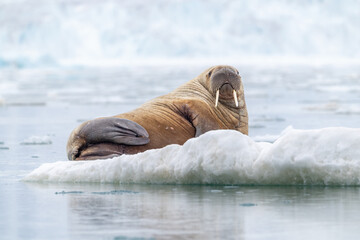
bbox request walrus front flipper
[81,118,149,145]
[174,100,221,138]
[67,118,149,160]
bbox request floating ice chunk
[21,136,52,145]
[210,190,223,193]
[336,105,360,115]
[316,85,360,93]
[55,191,84,195]
[24,127,360,186]
[240,203,257,207]
[91,190,139,195]
[306,103,360,115]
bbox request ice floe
[24,127,360,186]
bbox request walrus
[67,65,248,160]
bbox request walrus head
[206,66,242,108]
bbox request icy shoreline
[24,127,360,186]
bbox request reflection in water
[49,184,360,240]
[67,185,245,239]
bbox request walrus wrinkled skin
[67,65,248,160]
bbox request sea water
[1,64,360,239]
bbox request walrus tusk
[233,90,239,107]
[215,89,219,108]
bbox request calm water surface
[1,64,360,239]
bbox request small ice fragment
[21,136,52,145]
[55,191,84,195]
[210,190,223,193]
[91,190,139,195]
[224,186,239,189]
[240,203,257,207]
[249,124,265,129]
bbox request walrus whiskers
[215,89,219,108]
[233,90,239,107]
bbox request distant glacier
[0,0,359,67]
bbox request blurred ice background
[0,0,359,67]
[0,0,359,143]
[0,0,359,140]
[1,2,360,239]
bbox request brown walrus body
[67,65,248,160]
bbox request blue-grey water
[1,64,360,239]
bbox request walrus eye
[207,70,213,78]
[236,70,239,75]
